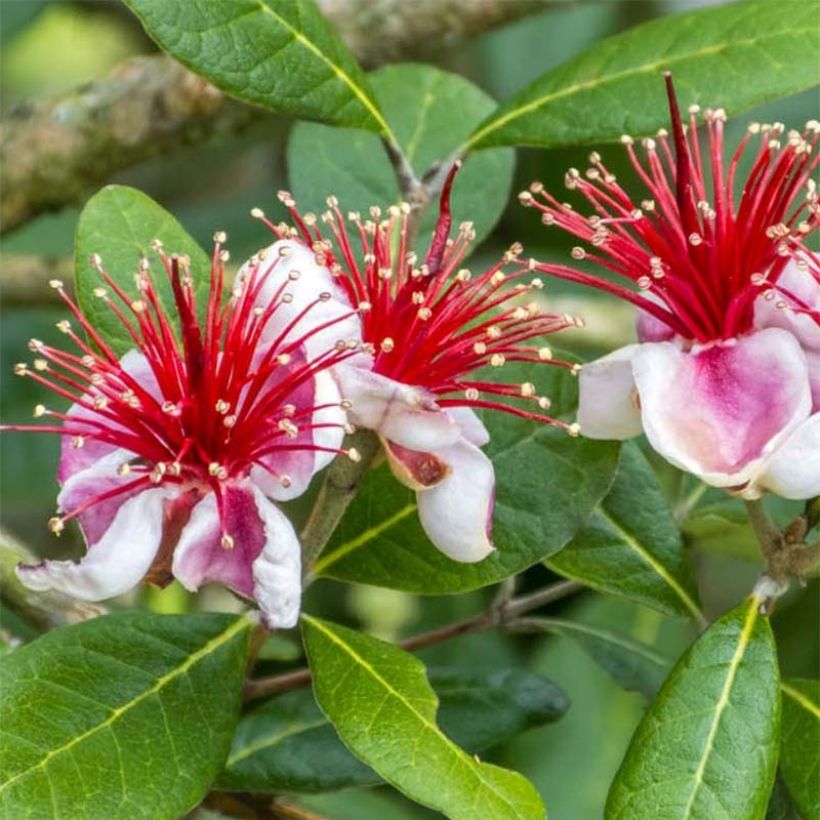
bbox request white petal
[577,345,643,439]
[335,365,460,450]
[249,485,302,629]
[17,488,169,601]
[248,353,344,502]
[243,240,360,360]
[446,406,490,447]
[757,414,820,500]
[311,368,346,474]
[632,329,811,489]
[754,255,820,352]
[416,439,495,563]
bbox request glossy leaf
[219,667,568,793]
[606,598,780,820]
[302,615,545,819]
[779,678,820,820]
[546,442,703,622]
[468,0,820,150]
[123,0,389,135]
[288,64,515,246]
[313,361,619,593]
[0,612,250,819]
[519,616,671,697]
[75,185,211,356]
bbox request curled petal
[446,406,490,447]
[249,485,302,629]
[17,487,169,600]
[245,240,360,359]
[632,328,811,488]
[335,365,460,450]
[416,438,495,563]
[757,414,820,500]
[383,438,451,491]
[578,345,643,439]
[172,483,301,628]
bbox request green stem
[299,429,382,580]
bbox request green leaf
[75,185,211,356]
[546,442,703,622]
[313,372,619,592]
[123,0,389,136]
[519,616,671,698]
[302,615,545,819]
[288,64,515,247]
[468,0,820,150]
[606,598,780,820]
[0,611,250,819]
[220,667,568,793]
[779,678,820,820]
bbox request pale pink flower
[3,236,360,627]
[245,168,580,561]
[522,76,819,500]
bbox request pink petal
[17,487,169,601]
[416,438,495,562]
[636,292,676,343]
[243,240,360,360]
[171,483,301,628]
[335,365,460,450]
[172,484,266,599]
[632,328,812,488]
[755,255,820,352]
[57,450,142,546]
[248,351,344,501]
[57,351,157,484]
[578,345,644,439]
[758,413,820,500]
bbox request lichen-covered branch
[0,56,259,235]
[0,0,558,235]
[325,0,560,67]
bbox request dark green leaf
[518,616,670,697]
[220,667,568,793]
[288,64,515,246]
[468,0,820,150]
[123,0,389,135]
[0,612,250,819]
[313,361,619,593]
[0,0,45,44]
[780,678,820,820]
[75,185,211,356]
[302,616,545,819]
[547,442,703,622]
[606,598,780,820]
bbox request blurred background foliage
[1,2,817,817]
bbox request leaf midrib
[595,505,703,623]
[253,0,394,141]
[466,20,817,149]
[0,616,249,795]
[303,615,525,817]
[679,600,760,819]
